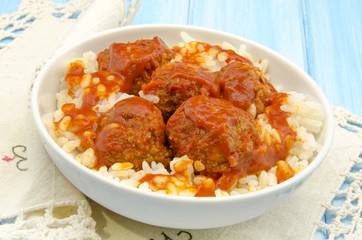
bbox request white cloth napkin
[0,0,139,239]
[62,0,139,47]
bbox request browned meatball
[94,96,171,170]
[141,61,220,119]
[97,37,173,95]
[218,61,276,115]
[166,95,259,188]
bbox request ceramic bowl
[31,24,334,229]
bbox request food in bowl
[32,25,334,229]
[42,32,324,197]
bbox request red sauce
[142,61,220,98]
[251,92,296,172]
[82,71,127,109]
[214,168,243,191]
[64,61,128,110]
[183,96,238,132]
[183,96,252,167]
[65,60,85,97]
[55,103,98,150]
[218,61,258,110]
[215,93,296,191]
[98,37,173,94]
[107,96,160,123]
[194,178,216,197]
[139,158,217,197]
[172,41,251,66]
[268,93,296,145]
[56,60,130,150]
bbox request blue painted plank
[303,0,362,117]
[132,0,190,24]
[0,0,21,14]
[188,0,306,69]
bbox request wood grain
[188,0,306,69]
[132,0,190,24]
[303,0,362,116]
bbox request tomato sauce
[216,92,296,191]
[142,61,220,98]
[97,37,173,94]
[139,158,217,197]
[172,41,251,66]
[54,60,131,150]
[65,60,85,97]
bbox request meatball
[141,61,220,119]
[218,61,276,115]
[94,96,171,170]
[97,37,173,95]
[166,95,258,186]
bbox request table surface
[1,0,361,117]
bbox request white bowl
[31,24,334,229]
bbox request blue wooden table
[1,0,361,117]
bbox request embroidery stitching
[150,231,193,240]
[1,145,28,171]
[1,155,15,162]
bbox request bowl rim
[31,23,335,204]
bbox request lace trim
[0,0,93,51]
[0,201,100,240]
[313,107,362,240]
[334,107,362,138]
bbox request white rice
[43,34,325,197]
